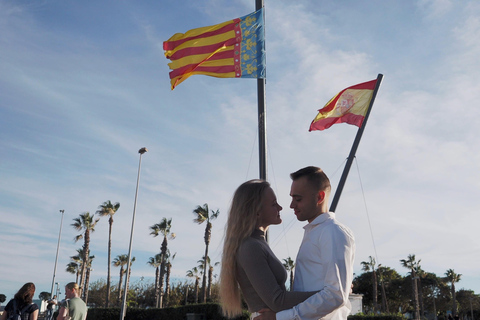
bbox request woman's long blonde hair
[220,179,270,318]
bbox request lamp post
[120,147,148,320]
[51,209,65,297]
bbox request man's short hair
[290,166,331,192]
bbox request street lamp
[120,147,148,320]
[51,210,65,297]
[55,282,60,298]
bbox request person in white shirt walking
[255,166,355,320]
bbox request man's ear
[317,191,326,205]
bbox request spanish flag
[309,79,377,131]
[163,9,265,90]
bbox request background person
[45,295,57,320]
[1,282,38,320]
[56,283,87,320]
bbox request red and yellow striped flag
[163,9,265,90]
[309,79,377,131]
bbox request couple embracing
[220,166,356,320]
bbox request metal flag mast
[330,73,384,212]
[256,0,267,181]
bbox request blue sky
[1,0,480,303]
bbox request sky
[1,0,480,304]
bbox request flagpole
[256,0,267,181]
[329,73,383,212]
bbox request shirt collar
[304,211,335,229]
[251,228,266,240]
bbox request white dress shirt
[276,212,355,320]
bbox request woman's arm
[30,309,39,320]
[56,306,67,320]
[238,240,316,312]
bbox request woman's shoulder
[4,299,14,311]
[25,303,39,312]
[238,235,268,256]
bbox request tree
[186,267,201,304]
[83,255,95,304]
[445,268,462,317]
[150,218,175,308]
[377,264,389,313]
[282,257,295,291]
[66,261,81,284]
[192,203,219,303]
[207,260,219,300]
[72,212,100,299]
[361,256,378,313]
[96,200,120,307]
[113,254,129,305]
[147,253,162,307]
[400,254,421,320]
[164,250,176,306]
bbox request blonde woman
[57,282,87,320]
[1,282,38,320]
[220,180,316,319]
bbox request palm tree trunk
[106,217,113,307]
[418,279,424,318]
[380,279,388,313]
[154,266,159,307]
[202,224,211,303]
[158,236,168,308]
[194,278,199,303]
[373,270,378,312]
[412,274,420,320]
[165,264,171,306]
[452,283,457,317]
[207,266,213,299]
[84,266,91,304]
[79,231,90,299]
[118,267,124,305]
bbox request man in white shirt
[255,166,355,320]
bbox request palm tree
[400,254,421,320]
[445,269,462,317]
[164,250,176,306]
[377,264,389,313]
[192,203,219,303]
[282,257,295,291]
[113,254,129,305]
[66,261,80,284]
[72,212,100,299]
[150,218,175,308]
[96,200,120,307]
[124,256,136,303]
[186,267,201,303]
[147,253,162,306]
[83,255,95,304]
[361,256,378,313]
[207,260,219,300]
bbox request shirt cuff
[276,308,297,320]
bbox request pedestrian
[45,295,57,320]
[1,282,39,320]
[56,283,87,320]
